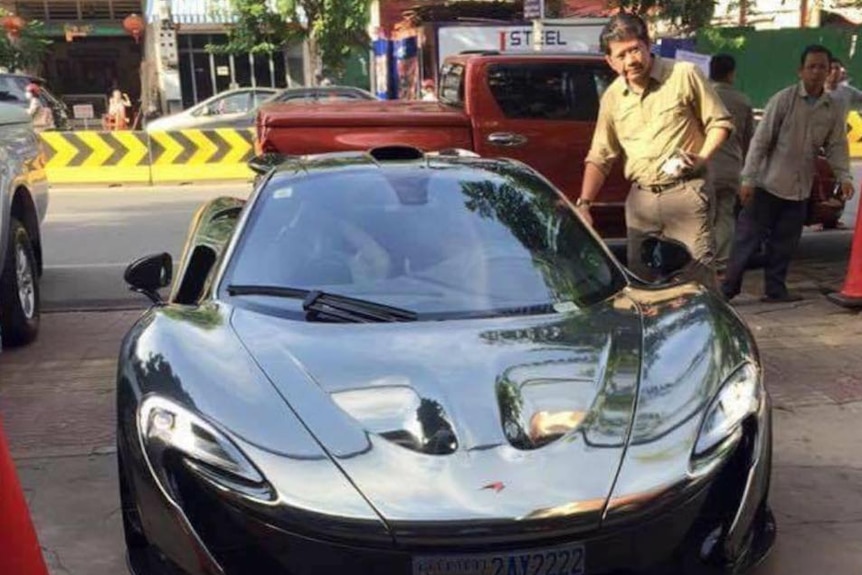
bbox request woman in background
[105,89,131,130]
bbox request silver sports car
[117,146,774,575]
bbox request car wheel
[0,218,40,346]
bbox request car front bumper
[123,402,774,575]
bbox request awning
[820,7,862,25]
[145,0,280,25]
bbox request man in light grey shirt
[721,45,855,303]
[709,54,754,274]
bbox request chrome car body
[0,103,48,346]
[117,149,774,575]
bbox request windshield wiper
[226,285,418,323]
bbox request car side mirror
[640,236,693,282]
[125,253,173,304]
[248,152,286,176]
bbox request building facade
[2,0,145,125]
[144,0,308,116]
[0,0,309,123]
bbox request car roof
[272,85,374,96]
[0,72,45,83]
[201,86,278,100]
[269,146,521,179]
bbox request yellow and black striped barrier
[42,131,151,184]
[847,111,862,158]
[40,128,256,185]
[148,129,256,183]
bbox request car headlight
[138,396,273,501]
[693,363,762,457]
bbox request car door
[471,60,629,237]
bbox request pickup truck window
[487,63,613,121]
[440,63,465,107]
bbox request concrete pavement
[40,183,253,311]
[1,248,861,574]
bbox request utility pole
[526,0,545,51]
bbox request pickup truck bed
[258,101,473,157]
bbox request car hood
[230,294,643,542]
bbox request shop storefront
[175,33,304,109]
[3,0,145,123]
[146,0,307,111]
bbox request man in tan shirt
[578,14,733,288]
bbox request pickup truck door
[470,61,629,237]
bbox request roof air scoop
[368,145,425,162]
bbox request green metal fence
[696,26,862,108]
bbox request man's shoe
[760,292,804,303]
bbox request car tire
[0,218,40,346]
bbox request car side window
[252,91,272,107]
[486,63,604,121]
[212,92,251,115]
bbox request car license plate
[412,542,585,575]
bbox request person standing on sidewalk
[709,54,755,278]
[826,56,862,121]
[721,45,855,303]
[577,14,733,289]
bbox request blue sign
[523,0,543,20]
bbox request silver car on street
[0,103,48,346]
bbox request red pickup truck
[257,52,844,237]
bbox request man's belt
[640,176,697,194]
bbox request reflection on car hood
[231,293,643,541]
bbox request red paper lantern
[1,14,25,40]
[123,13,145,44]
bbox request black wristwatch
[575,198,593,208]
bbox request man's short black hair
[830,55,843,66]
[800,44,833,67]
[599,13,650,55]
[710,54,736,81]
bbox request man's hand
[680,151,707,176]
[576,205,593,227]
[840,181,855,201]
[739,184,755,206]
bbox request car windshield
[223,162,626,318]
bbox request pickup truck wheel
[0,218,40,346]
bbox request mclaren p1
[117,146,774,575]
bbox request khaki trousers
[625,178,717,290]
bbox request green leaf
[0,9,52,72]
